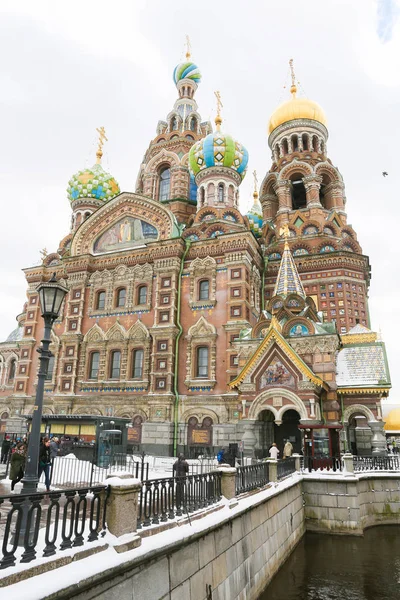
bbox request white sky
[0,0,399,398]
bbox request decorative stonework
[185,316,217,390]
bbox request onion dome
[384,409,400,432]
[67,163,120,203]
[189,131,248,179]
[173,62,201,85]
[268,59,327,135]
[247,191,263,238]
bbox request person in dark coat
[10,442,27,491]
[1,437,11,464]
[173,454,189,477]
[39,437,52,492]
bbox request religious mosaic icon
[289,323,309,336]
[93,217,158,254]
[260,358,295,388]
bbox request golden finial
[252,170,259,199]
[185,35,191,60]
[289,58,297,96]
[40,248,48,262]
[95,126,108,164]
[279,223,290,248]
[214,90,223,130]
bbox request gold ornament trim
[337,387,390,395]
[341,332,377,345]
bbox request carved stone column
[275,180,291,213]
[241,420,257,458]
[370,421,387,456]
[303,174,322,208]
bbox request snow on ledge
[106,476,141,487]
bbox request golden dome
[384,408,400,431]
[268,93,327,135]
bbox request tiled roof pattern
[273,243,306,299]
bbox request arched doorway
[255,408,301,459]
[256,410,275,459]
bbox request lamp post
[20,274,68,495]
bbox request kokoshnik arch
[0,49,391,458]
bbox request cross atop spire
[252,170,258,195]
[214,90,223,130]
[289,58,297,97]
[185,35,191,60]
[96,126,108,164]
[273,230,306,298]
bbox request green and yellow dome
[189,130,248,180]
[67,163,120,203]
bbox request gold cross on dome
[185,34,191,60]
[252,170,258,193]
[289,58,297,96]
[214,91,223,130]
[40,247,48,261]
[96,126,108,164]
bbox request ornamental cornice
[337,387,390,395]
[195,167,242,186]
[289,335,339,355]
[268,119,328,147]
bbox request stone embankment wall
[304,474,400,535]
[48,480,304,600]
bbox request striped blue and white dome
[173,62,201,86]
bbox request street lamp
[21,273,68,495]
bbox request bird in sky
[382,171,388,177]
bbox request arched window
[96,291,106,310]
[190,117,197,132]
[137,285,147,305]
[196,347,209,378]
[110,351,121,379]
[84,211,91,220]
[282,139,289,155]
[200,187,205,206]
[132,349,144,378]
[290,174,307,210]
[302,134,308,151]
[198,280,210,301]
[45,355,55,381]
[116,288,126,308]
[89,352,100,379]
[218,183,225,202]
[8,359,16,383]
[292,135,299,152]
[159,167,171,201]
[171,116,178,131]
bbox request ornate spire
[289,58,297,97]
[95,126,108,164]
[273,225,306,298]
[214,90,223,131]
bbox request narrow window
[302,134,308,151]
[199,280,210,301]
[282,139,289,155]
[110,351,121,379]
[159,167,171,201]
[171,117,178,131]
[132,349,144,378]
[190,117,197,132]
[200,187,205,206]
[45,355,55,381]
[196,346,209,378]
[8,359,16,382]
[116,288,126,308]
[137,285,147,305]
[89,352,100,379]
[97,291,106,310]
[218,183,224,202]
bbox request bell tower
[261,60,370,335]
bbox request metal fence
[0,485,107,570]
[47,455,149,488]
[137,472,222,528]
[353,455,400,472]
[235,463,269,495]
[277,457,297,480]
[302,456,342,472]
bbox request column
[275,180,292,214]
[303,174,323,208]
[241,420,257,458]
[370,421,387,456]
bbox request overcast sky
[0,0,399,402]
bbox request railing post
[292,453,301,472]
[215,467,237,500]
[268,459,278,483]
[342,453,355,477]
[106,475,142,539]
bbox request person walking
[39,437,52,492]
[50,437,59,461]
[10,442,27,491]
[269,442,280,460]
[173,453,189,477]
[173,453,189,510]
[1,437,11,464]
[283,440,293,459]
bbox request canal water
[259,526,400,600]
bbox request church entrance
[255,408,301,459]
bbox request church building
[0,51,391,458]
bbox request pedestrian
[269,442,280,460]
[1,437,11,464]
[38,437,52,492]
[173,453,189,477]
[283,440,293,458]
[173,453,189,509]
[50,437,59,461]
[10,442,27,491]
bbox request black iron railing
[353,455,400,472]
[137,472,222,528]
[277,457,297,480]
[302,456,342,472]
[235,463,269,495]
[0,485,107,570]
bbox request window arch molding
[185,316,217,389]
[189,256,217,309]
[159,165,171,202]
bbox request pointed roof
[273,237,306,298]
